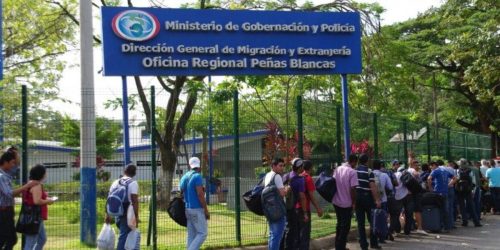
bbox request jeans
[457,193,480,226]
[268,216,286,250]
[355,191,377,249]
[395,195,415,235]
[388,197,401,234]
[298,211,311,250]
[334,205,353,250]
[282,209,300,250]
[446,188,455,229]
[490,187,500,213]
[439,195,450,230]
[24,221,46,250]
[186,208,208,250]
[473,187,481,219]
[116,216,132,250]
[0,208,17,250]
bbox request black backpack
[242,178,265,216]
[400,170,422,194]
[167,196,187,227]
[261,173,286,222]
[315,172,337,202]
[455,168,473,194]
[283,172,303,210]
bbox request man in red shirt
[298,160,324,249]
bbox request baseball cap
[189,157,201,169]
[291,158,304,170]
[392,160,400,165]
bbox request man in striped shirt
[355,154,382,250]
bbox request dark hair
[348,154,358,164]
[421,163,430,172]
[449,161,458,169]
[372,160,382,170]
[29,164,46,181]
[271,158,284,166]
[359,154,369,165]
[436,160,444,166]
[124,164,137,177]
[0,151,17,165]
[303,160,313,171]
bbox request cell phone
[51,196,59,201]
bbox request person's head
[29,164,46,181]
[481,159,490,167]
[426,162,435,171]
[359,154,369,165]
[302,160,313,173]
[124,164,137,177]
[474,161,481,168]
[291,158,304,173]
[410,159,420,169]
[6,146,20,166]
[458,158,468,168]
[490,159,496,168]
[392,160,400,171]
[0,150,17,170]
[188,157,201,172]
[448,160,458,169]
[347,154,358,168]
[372,160,383,170]
[271,157,285,174]
[436,159,444,167]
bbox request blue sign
[101,7,361,76]
[0,0,3,80]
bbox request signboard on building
[101,7,361,76]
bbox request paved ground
[342,214,500,250]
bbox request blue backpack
[261,173,286,222]
[315,172,337,202]
[106,178,133,217]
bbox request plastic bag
[124,229,140,250]
[127,205,136,230]
[97,223,115,250]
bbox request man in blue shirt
[486,164,500,214]
[0,148,39,249]
[427,162,455,232]
[179,157,209,250]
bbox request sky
[54,0,443,120]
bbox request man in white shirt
[264,158,289,250]
[106,164,139,250]
[480,160,490,177]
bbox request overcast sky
[54,0,443,120]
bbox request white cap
[189,157,201,169]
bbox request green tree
[60,116,121,159]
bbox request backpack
[315,172,337,202]
[455,168,473,194]
[261,173,286,222]
[242,178,265,216]
[400,170,422,194]
[167,196,187,227]
[106,178,133,217]
[283,173,303,210]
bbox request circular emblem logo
[112,10,160,42]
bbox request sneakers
[416,229,429,235]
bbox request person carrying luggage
[427,161,455,232]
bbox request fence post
[426,123,431,163]
[150,86,158,249]
[336,104,342,164]
[403,120,408,164]
[373,113,378,160]
[463,133,468,159]
[446,129,451,160]
[233,90,241,244]
[21,85,28,184]
[297,95,304,158]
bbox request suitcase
[372,208,388,238]
[422,205,441,232]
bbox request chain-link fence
[0,89,495,249]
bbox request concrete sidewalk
[343,214,500,250]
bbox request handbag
[167,196,187,227]
[15,203,42,235]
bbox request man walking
[264,158,289,250]
[180,157,209,250]
[299,160,323,250]
[355,154,382,250]
[282,158,309,250]
[0,149,39,249]
[407,160,428,235]
[332,155,358,250]
[106,164,140,250]
[456,159,481,227]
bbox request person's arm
[308,189,323,217]
[12,180,39,197]
[350,187,357,210]
[31,184,54,205]
[131,194,139,224]
[427,175,433,192]
[369,182,381,208]
[298,192,309,222]
[196,185,209,219]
